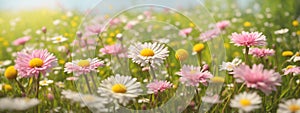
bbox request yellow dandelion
[292,20,299,27]
[282,51,294,57]
[193,43,205,53]
[4,66,18,80]
[175,49,189,61]
[243,21,252,27]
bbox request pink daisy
[99,44,126,57]
[15,49,57,78]
[176,65,213,86]
[147,80,173,94]
[230,64,281,95]
[85,24,103,35]
[230,31,266,47]
[179,28,193,37]
[13,36,31,46]
[216,20,230,30]
[249,48,275,57]
[64,58,104,75]
[283,65,300,75]
[199,28,221,42]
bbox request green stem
[197,52,202,66]
[244,46,250,65]
[83,74,92,94]
[15,79,25,94]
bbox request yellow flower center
[282,51,294,57]
[4,66,18,80]
[295,52,300,56]
[175,49,189,61]
[289,105,300,112]
[296,30,300,36]
[56,37,62,41]
[240,99,251,107]
[29,58,44,68]
[140,48,155,57]
[77,60,90,67]
[111,84,127,93]
[193,43,205,52]
[286,65,295,69]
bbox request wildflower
[243,21,252,27]
[179,28,192,37]
[176,65,213,86]
[199,28,221,42]
[202,94,222,104]
[0,60,12,67]
[39,79,54,86]
[282,51,294,57]
[289,52,300,62]
[231,64,281,95]
[249,48,275,57]
[100,44,125,56]
[292,20,299,27]
[0,97,40,111]
[15,49,57,78]
[128,42,169,68]
[147,80,173,94]
[64,58,104,75]
[97,74,142,106]
[175,49,189,61]
[230,92,261,112]
[51,36,68,43]
[4,66,17,80]
[278,98,300,113]
[3,84,12,91]
[193,43,205,54]
[216,20,230,30]
[283,65,300,75]
[219,58,242,71]
[230,31,266,47]
[274,28,289,35]
[13,36,31,46]
[85,24,103,35]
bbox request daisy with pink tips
[249,48,275,57]
[230,31,266,47]
[15,49,57,78]
[64,58,104,75]
[179,28,192,37]
[13,36,31,46]
[230,64,281,95]
[146,80,173,94]
[282,65,300,75]
[176,65,213,86]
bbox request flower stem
[244,46,250,65]
[197,52,202,66]
[83,74,92,94]
[36,74,40,98]
[15,79,25,94]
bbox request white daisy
[61,90,109,112]
[0,97,40,111]
[39,79,54,86]
[51,35,68,43]
[97,74,142,106]
[278,98,300,113]
[274,28,289,35]
[128,42,169,68]
[220,58,242,71]
[288,52,300,62]
[230,92,261,112]
[0,60,12,67]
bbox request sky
[0,0,202,12]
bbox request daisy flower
[61,90,109,112]
[288,52,300,62]
[179,28,192,37]
[100,44,126,56]
[64,58,104,75]
[249,48,275,57]
[176,65,213,86]
[97,74,142,106]
[147,80,173,94]
[128,42,169,68]
[39,79,54,86]
[13,36,31,46]
[50,35,68,43]
[283,65,300,75]
[230,31,266,47]
[216,20,230,30]
[230,92,261,112]
[278,98,300,113]
[230,64,281,95]
[274,28,289,35]
[0,97,40,111]
[0,60,12,67]
[199,28,221,42]
[15,49,57,78]
[219,58,242,71]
